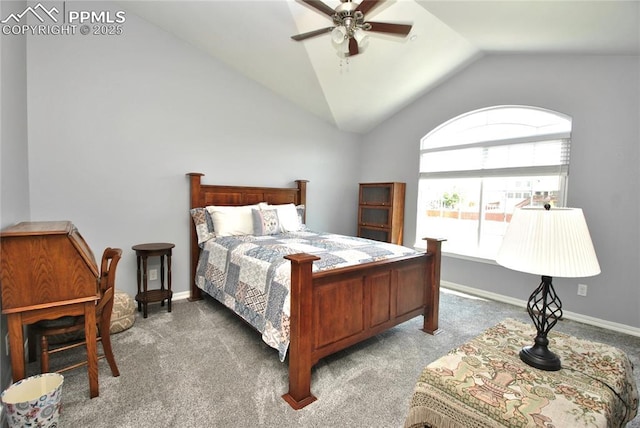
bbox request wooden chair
[28,247,123,379]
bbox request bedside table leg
[160,255,165,307]
[142,256,148,319]
[167,253,172,313]
[135,255,142,312]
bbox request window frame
[415,106,572,261]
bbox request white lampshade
[496,207,601,278]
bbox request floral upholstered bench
[405,318,638,428]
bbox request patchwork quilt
[195,229,418,361]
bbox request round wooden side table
[132,243,175,318]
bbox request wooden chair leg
[98,315,120,378]
[28,326,37,363]
[100,332,120,377]
[40,336,50,373]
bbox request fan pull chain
[339,57,350,74]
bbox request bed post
[282,252,320,410]
[295,180,308,217]
[187,172,204,301]
[422,237,445,334]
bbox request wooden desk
[0,221,101,398]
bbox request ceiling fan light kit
[331,26,347,44]
[292,0,412,58]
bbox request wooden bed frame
[187,172,444,409]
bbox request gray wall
[0,0,30,409]
[24,1,362,302]
[362,54,640,330]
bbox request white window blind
[415,106,572,259]
[420,135,570,178]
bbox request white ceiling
[122,0,640,134]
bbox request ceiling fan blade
[291,27,334,41]
[355,0,382,15]
[365,21,412,36]
[348,37,359,56]
[301,0,336,17]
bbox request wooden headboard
[186,172,308,300]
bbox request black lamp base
[521,274,563,372]
[520,343,561,371]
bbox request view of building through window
[416,106,571,260]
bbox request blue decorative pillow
[252,208,280,235]
[189,208,215,245]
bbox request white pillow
[206,204,262,236]
[269,203,302,232]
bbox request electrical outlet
[577,283,588,296]
[148,269,158,281]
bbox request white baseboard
[442,280,640,338]
[173,290,190,301]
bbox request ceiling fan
[291,0,412,57]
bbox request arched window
[416,106,572,260]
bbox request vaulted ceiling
[122,1,640,134]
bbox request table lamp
[495,204,600,371]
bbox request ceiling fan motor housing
[333,2,366,37]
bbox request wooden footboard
[186,173,443,410]
[283,239,443,409]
